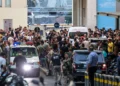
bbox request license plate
[78,64,84,68]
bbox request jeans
[88,66,97,86]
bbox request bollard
[84,71,89,86]
[99,74,104,86]
[94,73,97,86]
[95,73,99,86]
[103,74,109,86]
[98,74,101,86]
[115,76,120,86]
[107,75,114,86]
[102,74,106,86]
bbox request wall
[86,0,97,30]
[73,0,97,30]
[0,0,27,29]
[116,1,120,12]
[97,0,116,30]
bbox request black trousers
[118,70,120,76]
[16,66,23,76]
[88,66,97,86]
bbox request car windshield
[74,52,104,62]
[91,40,100,43]
[69,32,87,39]
[10,47,38,57]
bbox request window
[10,47,38,57]
[5,0,11,7]
[0,0,2,7]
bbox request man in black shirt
[13,51,27,76]
[51,50,62,85]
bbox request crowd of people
[0,26,120,86]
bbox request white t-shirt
[8,37,14,45]
[83,40,90,49]
[0,57,6,75]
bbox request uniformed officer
[61,53,72,86]
[87,46,98,86]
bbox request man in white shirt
[83,38,90,49]
[8,35,14,46]
[0,52,6,76]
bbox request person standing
[13,51,27,76]
[82,38,90,49]
[51,50,62,85]
[61,53,72,86]
[87,46,98,86]
[117,52,120,76]
[0,52,6,76]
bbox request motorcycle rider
[13,51,27,76]
[117,52,120,76]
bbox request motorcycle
[0,65,29,86]
[107,58,118,75]
[5,74,28,86]
[0,69,11,86]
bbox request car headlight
[23,64,32,71]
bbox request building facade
[73,0,97,30]
[0,0,27,30]
[73,0,120,30]
[27,0,72,25]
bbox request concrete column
[72,0,77,26]
[79,0,83,26]
[77,0,80,26]
[86,0,97,30]
[73,0,83,26]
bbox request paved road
[24,70,55,86]
[24,67,84,86]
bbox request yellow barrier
[85,72,120,86]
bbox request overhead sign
[54,22,60,28]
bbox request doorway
[4,19,12,31]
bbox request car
[7,45,40,77]
[88,38,107,49]
[72,50,107,83]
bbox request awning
[97,12,120,18]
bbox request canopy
[97,12,120,18]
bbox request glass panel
[5,0,11,7]
[10,47,38,57]
[74,52,104,62]
[0,0,2,7]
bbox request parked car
[72,50,107,83]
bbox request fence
[85,72,120,86]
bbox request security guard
[61,53,72,86]
[87,46,98,86]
